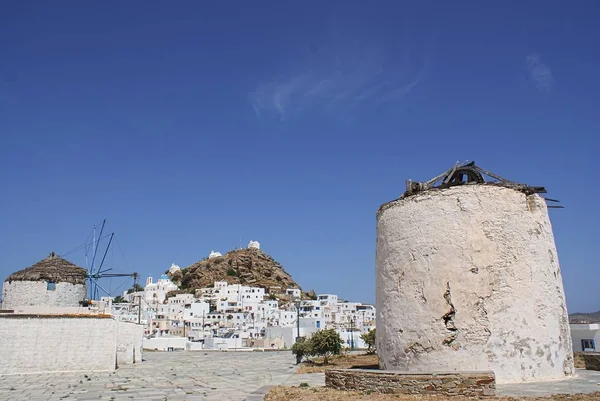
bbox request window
[47,281,56,291]
[582,339,596,351]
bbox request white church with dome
[143,274,178,305]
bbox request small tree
[360,329,376,354]
[113,295,127,303]
[309,329,343,365]
[126,283,144,294]
[291,337,312,363]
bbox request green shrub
[113,295,127,303]
[360,329,376,354]
[291,337,312,362]
[126,283,144,294]
[292,329,343,365]
[308,329,343,365]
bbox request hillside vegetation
[167,248,313,297]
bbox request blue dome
[160,274,169,280]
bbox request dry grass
[265,387,600,401]
[296,353,379,374]
[574,352,586,369]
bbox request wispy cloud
[249,41,426,120]
[526,52,553,92]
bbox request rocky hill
[167,248,311,297]
[569,310,600,324]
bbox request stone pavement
[0,351,298,401]
[498,369,600,397]
[1,351,599,401]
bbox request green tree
[291,337,312,363]
[360,329,376,354]
[309,329,343,365]
[126,283,144,294]
[113,295,127,303]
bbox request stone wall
[325,369,495,397]
[579,353,600,371]
[376,185,574,383]
[2,280,86,310]
[0,315,144,375]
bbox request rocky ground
[167,248,313,297]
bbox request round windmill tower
[2,252,87,310]
[376,162,574,383]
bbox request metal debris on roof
[402,161,558,204]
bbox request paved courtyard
[0,351,301,401]
[0,351,599,401]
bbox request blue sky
[1,1,598,312]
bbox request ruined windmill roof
[378,161,558,217]
[5,252,87,285]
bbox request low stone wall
[325,369,495,397]
[579,352,600,371]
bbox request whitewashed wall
[265,326,318,349]
[116,321,144,366]
[142,337,187,351]
[0,316,144,375]
[376,185,574,383]
[2,281,86,309]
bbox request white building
[285,288,301,298]
[208,250,222,259]
[571,323,600,352]
[168,263,181,275]
[215,284,265,313]
[117,272,376,352]
[143,274,178,305]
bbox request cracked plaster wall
[376,185,574,383]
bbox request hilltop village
[108,240,375,351]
